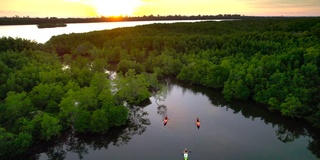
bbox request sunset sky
[1,0,320,18]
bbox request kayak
[164,117,168,126]
[184,153,188,160]
[164,119,168,125]
[196,121,200,127]
[196,118,200,128]
[183,148,189,160]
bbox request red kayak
[164,116,168,126]
[196,118,200,128]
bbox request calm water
[0,20,215,44]
[23,79,317,160]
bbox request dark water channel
[24,79,320,160]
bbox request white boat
[184,153,188,160]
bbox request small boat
[196,117,200,128]
[184,153,188,160]
[183,148,189,160]
[163,116,168,126]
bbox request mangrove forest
[1,17,320,159]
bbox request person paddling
[163,116,169,126]
[183,148,189,160]
[196,117,200,128]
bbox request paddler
[196,117,200,128]
[163,116,168,126]
[183,148,188,160]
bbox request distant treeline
[0,14,244,25]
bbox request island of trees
[37,22,67,28]
[1,17,320,158]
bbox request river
[0,20,217,44]
[1,20,320,160]
[30,79,319,160]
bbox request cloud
[247,0,320,8]
[0,10,40,16]
[235,0,320,16]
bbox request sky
[1,0,320,18]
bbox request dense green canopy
[45,17,320,127]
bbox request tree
[75,87,99,111]
[206,65,230,88]
[73,110,91,133]
[63,80,81,93]
[90,109,109,133]
[0,128,15,157]
[40,113,62,141]
[108,106,129,127]
[90,72,110,93]
[0,37,39,52]
[98,85,116,110]
[69,66,92,87]
[280,94,304,118]
[114,70,151,105]
[71,41,94,55]
[3,91,33,125]
[39,68,69,85]
[107,46,125,62]
[117,59,145,74]
[59,90,77,127]
[91,57,109,73]
[28,83,64,113]
[13,132,33,155]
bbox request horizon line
[1,14,320,19]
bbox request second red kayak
[196,118,200,128]
[164,116,168,126]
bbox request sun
[90,0,143,17]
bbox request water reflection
[46,144,67,160]
[152,81,168,119]
[308,133,320,158]
[157,104,168,118]
[168,78,320,159]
